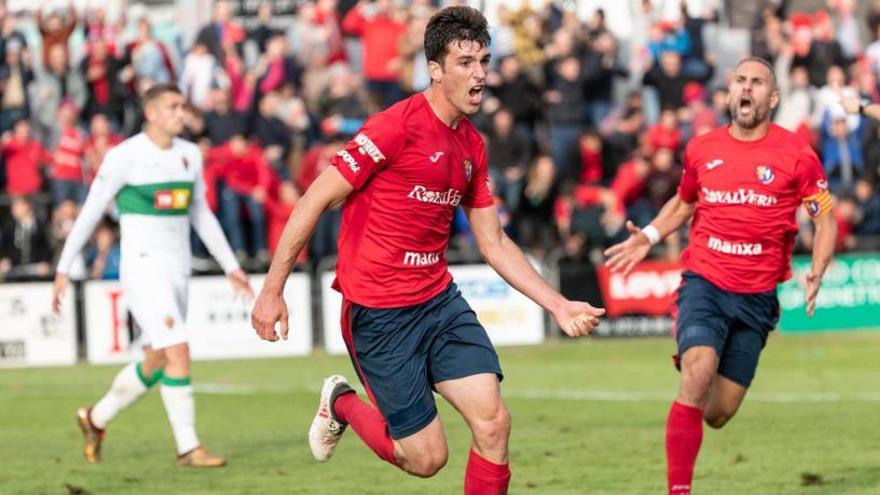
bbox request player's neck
[144,126,174,150]
[423,87,464,129]
[728,120,770,142]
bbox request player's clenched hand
[52,273,69,315]
[250,289,290,342]
[840,96,861,115]
[804,272,822,318]
[227,269,255,300]
[604,221,652,275]
[553,300,605,337]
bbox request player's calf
[468,403,511,463]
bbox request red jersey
[678,124,831,293]
[2,139,52,195]
[332,94,493,308]
[52,127,86,181]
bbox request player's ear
[769,88,780,110]
[428,58,444,84]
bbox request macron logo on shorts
[354,133,386,164]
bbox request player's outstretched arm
[53,152,127,314]
[466,205,605,337]
[604,194,695,275]
[251,167,353,342]
[805,210,836,317]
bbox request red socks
[333,392,399,466]
[464,449,511,495]
[666,401,703,495]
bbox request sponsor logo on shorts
[403,251,441,266]
[337,150,360,174]
[707,236,762,256]
[407,185,463,206]
[701,188,778,207]
[154,189,191,210]
[756,165,775,185]
[354,133,386,163]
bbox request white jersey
[57,133,239,277]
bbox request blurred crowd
[1,0,879,282]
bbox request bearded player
[53,83,253,467]
[605,57,837,495]
[251,7,604,494]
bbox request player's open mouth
[468,85,483,105]
[738,97,753,115]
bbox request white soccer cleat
[308,374,352,462]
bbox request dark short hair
[736,56,777,89]
[424,6,490,65]
[141,83,182,107]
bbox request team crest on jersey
[756,165,775,185]
[463,158,473,181]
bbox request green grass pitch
[1,332,878,494]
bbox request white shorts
[121,262,189,350]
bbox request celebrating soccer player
[250,6,604,494]
[605,57,837,495]
[53,84,254,467]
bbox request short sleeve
[331,113,405,190]
[796,144,832,218]
[677,144,699,203]
[462,137,493,209]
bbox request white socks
[90,362,157,429]
[159,376,200,455]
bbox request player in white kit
[53,84,253,467]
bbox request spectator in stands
[248,2,282,54]
[1,119,51,196]
[645,108,681,152]
[775,46,815,135]
[83,113,123,184]
[316,63,369,138]
[49,100,87,206]
[30,44,87,147]
[81,38,125,125]
[583,31,628,127]
[832,0,860,60]
[86,220,120,280]
[0,39,33,134]
[604,108,644,181]
[342,0,408,110]
[252,91,292,176]
[821,111,864,192]
[396,5,433,94]
[254,34,303,100]
[515,154,559,254]
[0,3,28,66]
[545,55,586,182]
[643,50,713,111]
[855,178,880,237]
[124,18,177,86]
[209,134,272,261]
[49,199,78,256]
[485,56,541,140]
[37,3,77,68]
[679,82,718,139]
[83,6,119,55]
[204,88,248,146]
[195,0,244,63]
[487,107,530,214]
[179,41,219,111]
[0,196,52,280]
[296,136,345,261]
[798,10,850,87]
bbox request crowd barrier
[2,253,878,368]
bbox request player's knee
[405,450,448,478]
[679,352,716,403]
[162,344,191,374]
[472,404,511,450]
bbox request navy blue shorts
[340,283,503,439]
[674,272,780,388]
